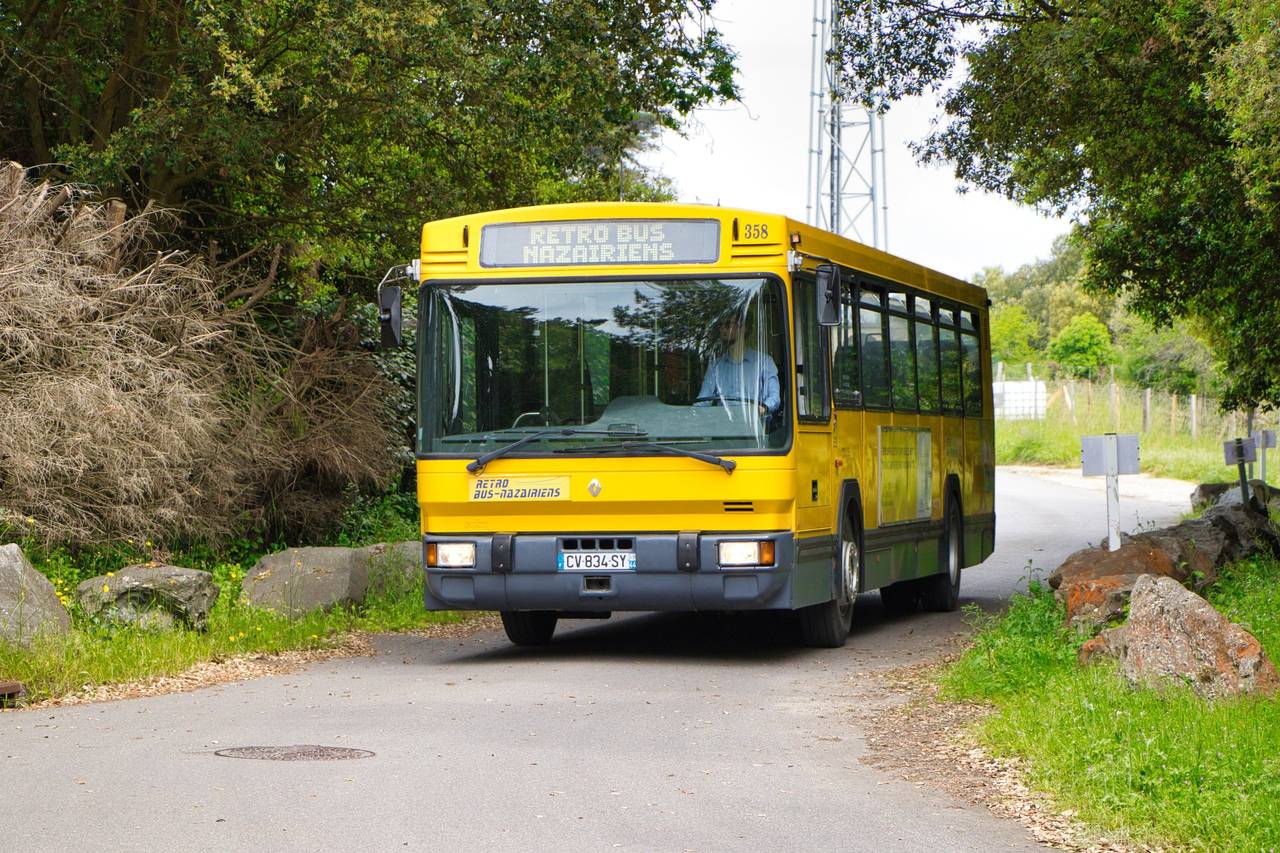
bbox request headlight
[428,542,475,568]
[718,540,775,567]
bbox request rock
[1214,479,1275,509]
[0,543,71,645]
[1190,482,1233,510]
[1059,573,1139,632]
[1202,503,1280,562]
[1089,575,1279,699]
[1048,538,1192,592]
[76,565,220,630]
[1077,635,1108,666]
[361,541,422,591]
[242,547,370,616]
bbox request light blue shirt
[696,349,781,413]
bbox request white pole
[1105,433,1121,552]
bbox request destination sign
[479,219,720,267]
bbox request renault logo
[588,478,603,497]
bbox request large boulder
[242,547,370,616]
[1213,479,1275,510]
[0,543,71,645]
[1085,575,1279,699]
[75,565,220,630]
[1202,503,1280,562]
[361,540,422,591]
[1190,482,1233,510]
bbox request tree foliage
[1048,313,1114,378]
[833,0,1280,408]
[989,303,1037,367]
[1,1,737,293]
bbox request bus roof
[420,202,987,307]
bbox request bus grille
[561,537,635,551]
[722,501,754,513]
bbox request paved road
[2,469,1190,852]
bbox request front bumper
[423,532,796,612]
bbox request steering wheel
[512,407,563,428]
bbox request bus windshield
[420,276,790,456]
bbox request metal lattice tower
[806,0,888,249]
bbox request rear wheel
[500,610,558,646]
[800,528,859,648]
[920,500,963,612]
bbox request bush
[0,165,398,547]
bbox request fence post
[1171,393,1178,432]
[1063,382,1075,423]
[1025,362,1033,381]
[1191,393,1199,440]
[1086,380,1094,416]
[1247,409,1256,479]
[1142,387,1151,433]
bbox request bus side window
[888,307,916,411]
[858,290,890,408]
[913,301,939,413]
[833,275,860,407]
[939,318,963,414]
[960,310,982,416]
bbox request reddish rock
[1060,574,1138,632]
[1048,539,1188,591]
[1091,575,1279,699]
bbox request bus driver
[695,313,781,417]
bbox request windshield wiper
[466,428,644,474]
[553,441,736,473]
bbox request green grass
[942,562,1280,850]
[997,418,1234,483]
[0,489,465,706]
[995,381,1264,484]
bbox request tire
[920,498,963,612]
[800,522,860,648]
[878,581,919,614]
[500,610,558,646]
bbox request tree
[0,1,738,294]
[832,0,1280,409]
[989,304,1037,367]
[1048,313,1114,379]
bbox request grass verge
[997,418,1233,483]
[1,491,466,707]
[940,561,1280,850]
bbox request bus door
[792,273,835,605]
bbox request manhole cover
[214,745,374,761]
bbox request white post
[1191,394,1199,439]
[1104,433,1121,552]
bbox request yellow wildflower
[106,571,115,577]
[25,516,34,525]
[102,584,109,593]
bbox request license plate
[558,551,637,571]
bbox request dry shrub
[0,164,397,546]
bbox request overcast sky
[636,0,1071,281]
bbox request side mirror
[815,264,840,326]
[379,284,402,348]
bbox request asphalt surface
[2,468,1191,852]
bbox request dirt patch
[7,615,500,712]
[855,662,1166,853]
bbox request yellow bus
[378,202,994,647]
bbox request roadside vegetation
[942,558,1280,850]
[0,494,463,707]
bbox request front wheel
[500,610,558,646]
[800,535,859,648]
